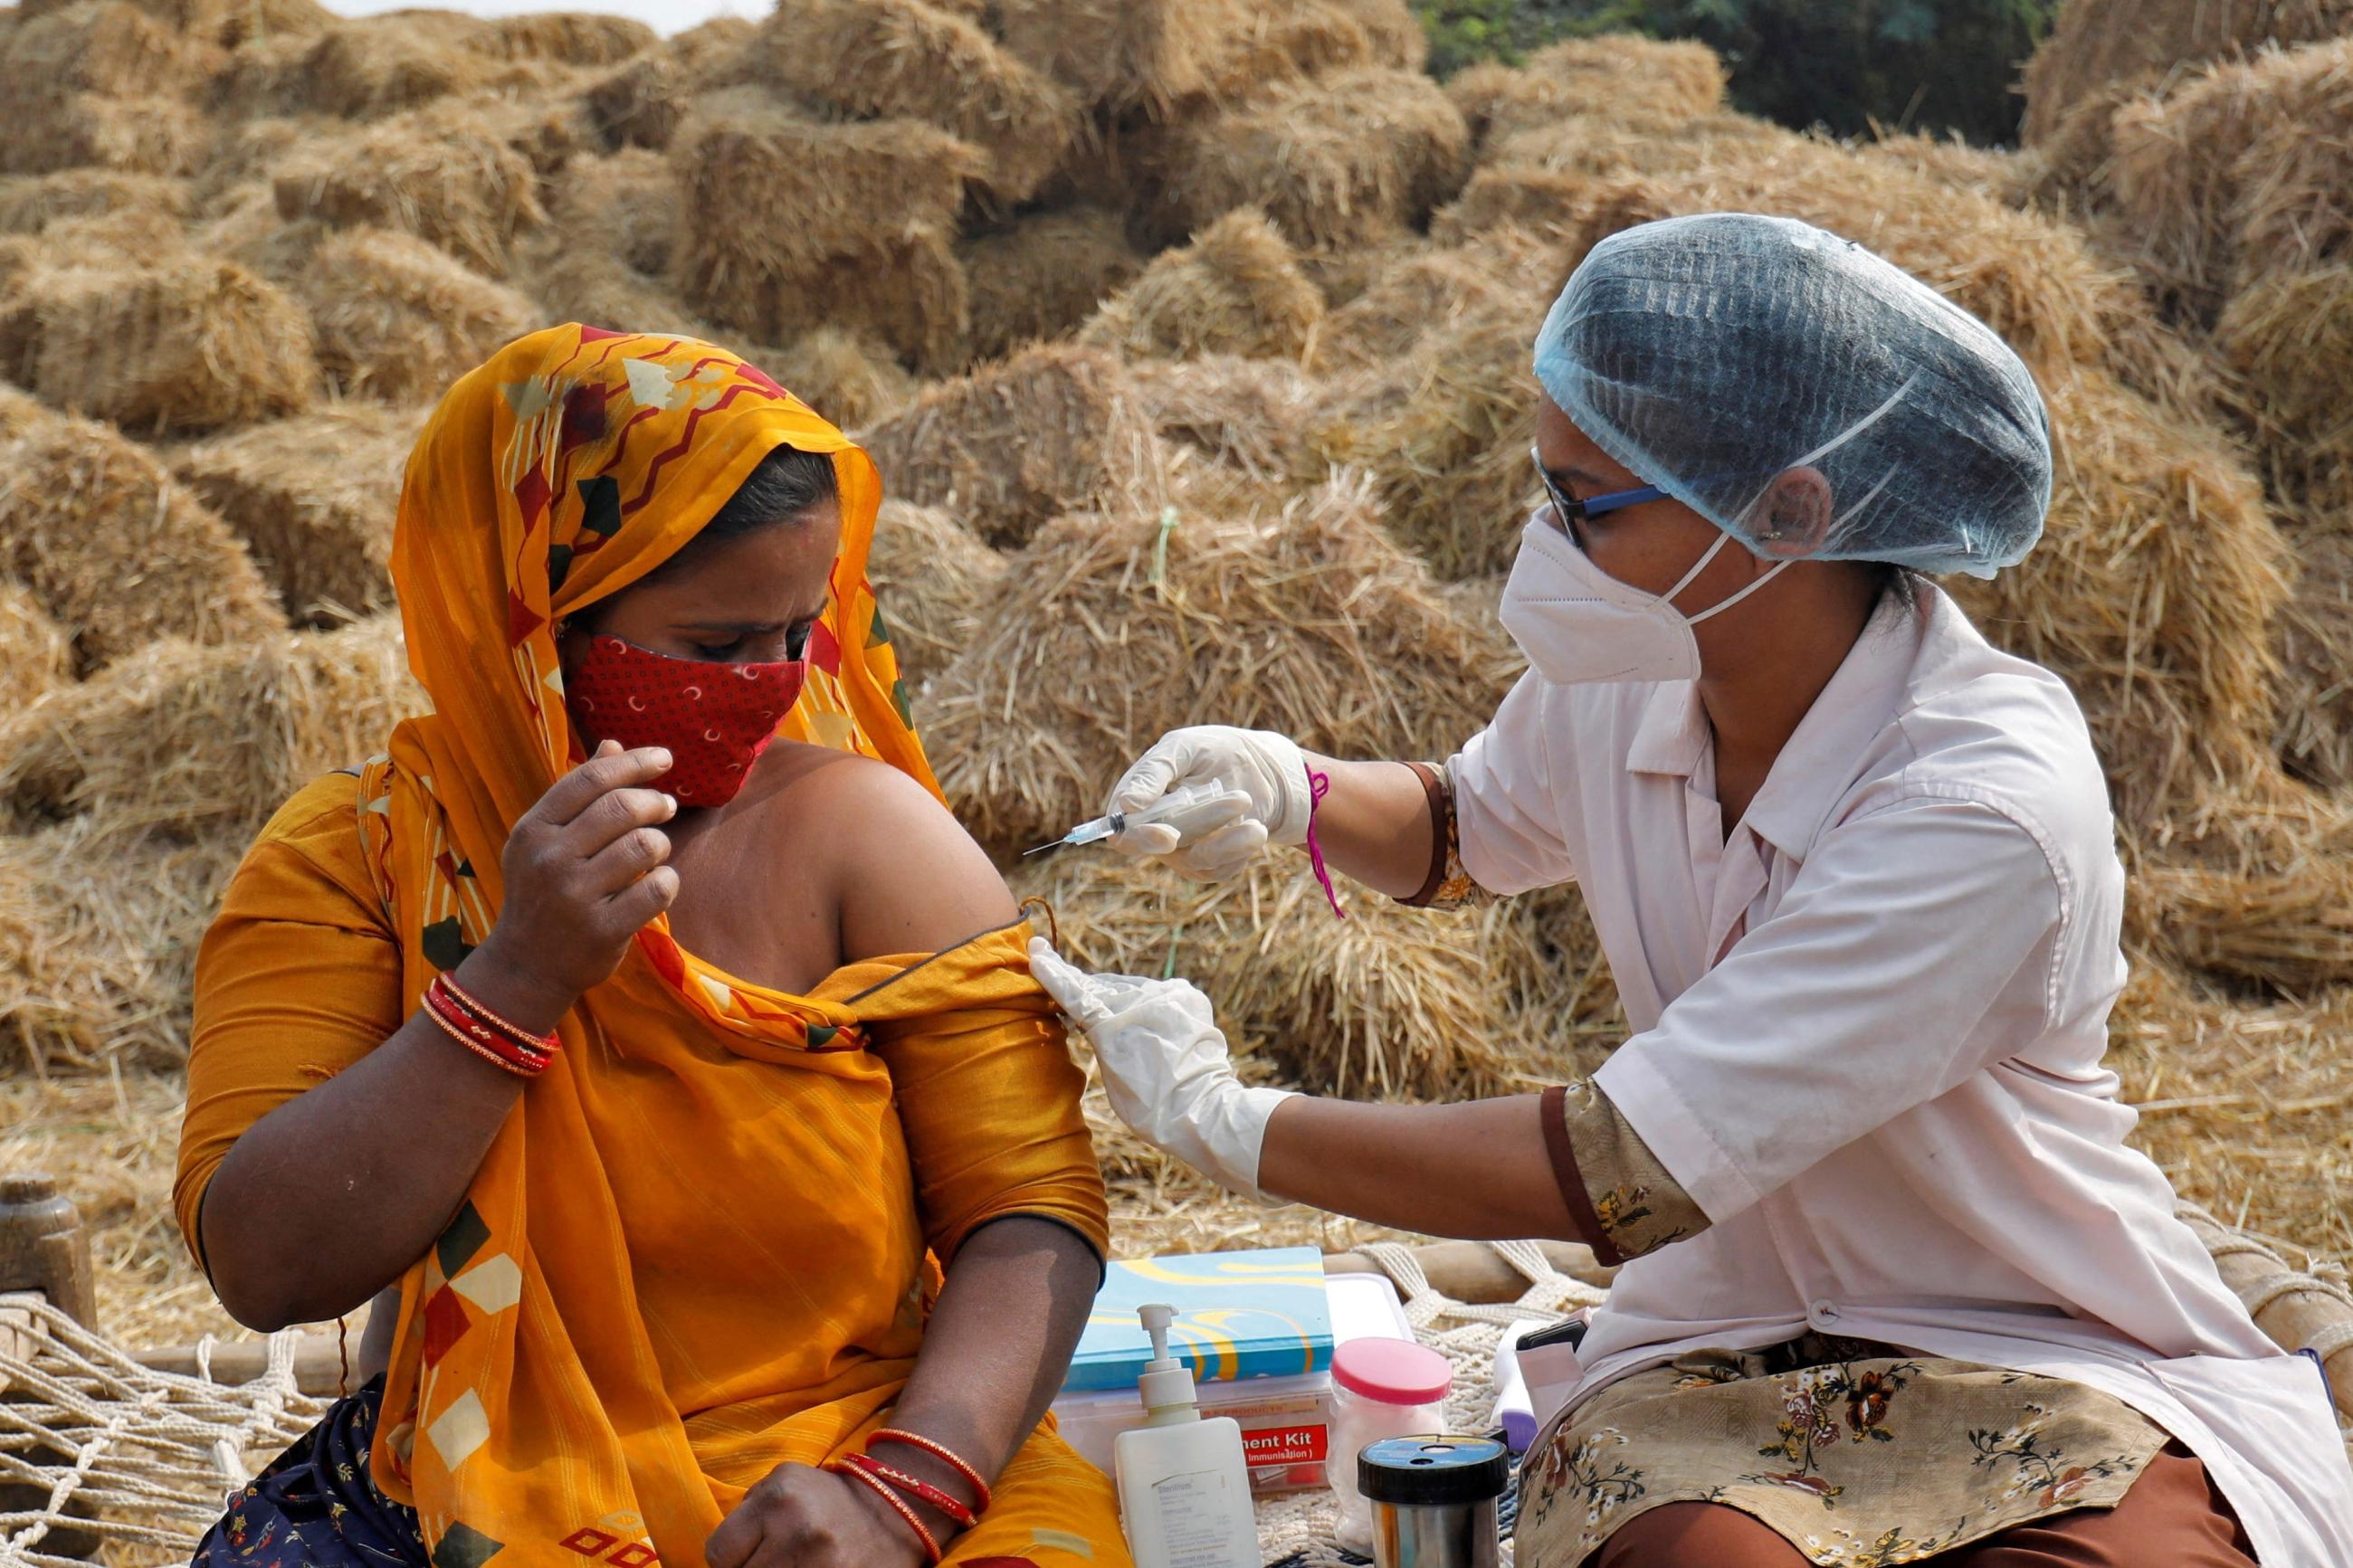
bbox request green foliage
[1414,0,2054,144]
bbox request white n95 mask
[1499,510,1789,685]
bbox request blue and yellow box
[1062,1246,1333,1391]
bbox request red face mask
[564,634,807,807]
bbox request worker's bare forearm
[1299,755,1435,898]
[198,938,564,1331]
[876,1214,1100,1533]
[1256,1095,1578,1240]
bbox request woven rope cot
[0,1208,2341,1565]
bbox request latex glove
[1107,726,1312,881]
[1029,938,1294,1201]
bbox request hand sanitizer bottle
[1112,1304,1261,1568]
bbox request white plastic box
[1051,1271,1414,1497]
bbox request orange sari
[176,328,1119,1567]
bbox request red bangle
[833,1459,941,1563]
[421,1001,538,1078]
[869,1430,992,1513]
[842,1452,977,1529]
[438,972,562,1055]
[424,980,552,1076]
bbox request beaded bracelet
[869,1430,992,1513]
[424,977,553,1077]
[833,1459,942,1564]
[439,972,562,1055]
[841,1452,977,1529]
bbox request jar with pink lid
[1325,1335,1454,1552]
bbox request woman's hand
[472,739,681,1024]
[704,1464,941,1568]
[1027,938,1294,1198]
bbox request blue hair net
[1532,214,2052,579]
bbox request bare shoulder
[789,749,1018,962]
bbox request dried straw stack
[745,0,1078,206]
[864,499,1005,686]
[670,90,978,369]
[1020,852,1614,1099]
[862,343,1171,548]
[0,584,70,710]
[1146,67,1471,251]
[0,615,422,1072]
[1128,356,1319,484]
[518,147,708,340]
[2216,266,2353,511]
[170,404,424,625]
[272,101,546,279]
[991,0,1241,115]
[1079,208,1326,363]
[0,388,281,670]
[961,209,1146,366]
[768,328,916,432]
[4,256,319,434]
[923,470,1521,860]
[291,227,535,404]
[1447,36,1726,156]
[0,0,209,176]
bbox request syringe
[1022,779,1248,857]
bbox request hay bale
[1446,37,1725,156]
[0,615,422,1072]
[767,328,916,432]
[1328,0,1426,70]
[0,386,280,670]
[1147,67,1472,251]
[0,0,203,99]
[992,0,1242,114]
[1195,1,1382,99]
[1080,208,1324,362]
[1945,367,2290,832]
[923,470,1523,860]
[0,90,205,177]
[0,584,70,709]
[271,16,496,121]
[746,0,1077,205]
[582,44,685,149]
[0,170,186,233]
[170,404,423,624]
[2217,265,2353,512]
[1430,165,1631,248]
[273,101,544,278]
[1128,355,1319,483]
[671,90,976,369]
[0,611,418,837]
[482,12,654,66]
[2274,522,2353,793]
[2021,0,2353,146]
[294,226,533,404]
[959,208,1146,366]
[8,257,319,434]
[1022,852,1606,1099]
[862,343,1171,549]
[864,499,1004,684]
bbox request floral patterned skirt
[1514,1335,2169,1568]
[194,1377,426,1568]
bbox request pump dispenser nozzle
[1134,1303,1199,1421]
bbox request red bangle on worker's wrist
[868,1429,993,1513]
[833,1459,943,1563]
[842,1452,978,1529]
[424,974,556,1076]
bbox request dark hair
[703,444,837,537]
[1864,561,1924,613]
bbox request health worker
[1030,214,2353,1568]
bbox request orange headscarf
[359,328,945,1557]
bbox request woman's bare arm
[198,744,678,1330]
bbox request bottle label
[1148,1468,1252,1566]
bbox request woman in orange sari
[175,326,1128,1568]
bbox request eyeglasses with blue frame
[1530,446,1666,536]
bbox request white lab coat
[1449,586,2353,1564]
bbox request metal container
[1358,1434,1509,1568]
